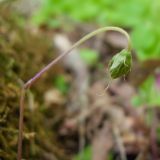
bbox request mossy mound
[0,3,69,160]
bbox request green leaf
[74,146,92,160]
[132,76,160,107]
[80,48,99,66]
[53,75,69,94]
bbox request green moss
[0,3,69,160]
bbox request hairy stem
[18,26,131,160]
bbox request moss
[0,3,70,160]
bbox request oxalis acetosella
[17,26,132,160]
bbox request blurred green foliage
[53,75,70,94]
[33,0,160,61]
[80,48,99,67]
[132,76,160,107]
[74,146,113,160]
[157,127,160,144]
[74,146,92,160]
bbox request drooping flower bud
[108,49,132,79]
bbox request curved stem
[18,26,131,160]
[24,26,131,89]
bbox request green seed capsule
[108,49,132,79]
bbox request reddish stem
[17,88,26,160]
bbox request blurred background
[1,0,160,159]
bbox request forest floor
[0,3,160,160]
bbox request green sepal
[108,49,132,79]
